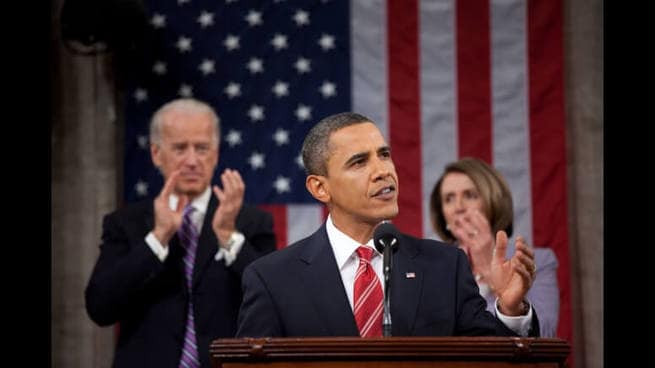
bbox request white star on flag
[224,82,241,99]
[273,176,291,194]
[271,33,288,51]
[137,135,149,149]
[245,10,262,26]
[248,105,265,122]
[199,59,215,75]
[295,104,312,122]
[248,152,265,170]
[176,36,192,52]
[293,10,310,26]
[319,81,336,98]
[224,35,240,51]
[198,11,215,28]
[294,57,311,74]
[150,14,166,28]
[272,81,289,98]
[178,84,193,97]
[135,180,149,196]
[246,58,264,74]
[152,61,167,75]
[225,130,242,147]
[133,88,148,102]
[318,34,335,51]
[273,129,290,146]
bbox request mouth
[371,185,396,200]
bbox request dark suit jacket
[85,195,276,368]
[236,225,539,337]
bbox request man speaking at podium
[236,112,539,338]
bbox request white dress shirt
[144,186,244,266]
[324,215,532,336]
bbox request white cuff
[145,232,169,262]
[495,299,533,336]
[214,231,245,266]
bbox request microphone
[373,222,400,337]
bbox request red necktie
[353,246,383,337]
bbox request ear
[151,143,162,168]
[305,175,330,204]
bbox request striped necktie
[353,246,383,337]
[178,206,200,368]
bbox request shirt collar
[325,215,379,270]
[167,186,211,216]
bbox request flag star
[199,59,215,75]
[225,129,242,147]
[271,33,288,51]
[133,88,148,102]
[272,81,289,97]
[296,152,304,169]
[197,11,214,28]
[248,105,265,122]
[224,34,240,51]
[135,180,148,196]
[150,14,166,29]
[178,0,190,4]
[245,10,262,26]
[137,135,149,149]
[176,36,192,52]
[273,176,291,194]
[319,81,336,98]
[178,84,193,97]
[152,61,167,75]
[294,57,311,74]
[224,82,241,99]
[318,34,335,51]
[248,152,266,170]
[226,0,239,3]
[246,58,264,74]
[273,128,290,146]
[295,104,312,122]
[293,10,310,26]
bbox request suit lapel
[390,235,423,336]
[192,195,219,288]
[298,226,360,336]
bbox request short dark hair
[429,157,514,242]
[301,112,372,176]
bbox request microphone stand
[381,238,395,337]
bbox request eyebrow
[343,146,391,167]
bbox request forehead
[328,122,386,156]
[441,172,477,192]
[160,111,215,140]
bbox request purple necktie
[178,206,200,368]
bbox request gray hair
[149,98,221,146]
[301,112,372,176]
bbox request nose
[182,148,200,166]
[372,157,393,181]
[453,196,466,212]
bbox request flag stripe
[456,0,492,161]
[419,0,458,239]
[258,205,287,250]
[287,204,323,245]
[527,0,571,346]
[387,0,423,238]
[490,0,533,245]
[351,0,389,141]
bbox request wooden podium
[210,337,570,368]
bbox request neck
[330,214,377,244]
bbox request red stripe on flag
[456,0,492,162]
[258,204,288,249]
[527,0,572,351]
[387,0,422,238]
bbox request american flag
[123,0,571,352]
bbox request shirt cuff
[145,232,169,262]
[214,231,245,266]
[494,299,533,336]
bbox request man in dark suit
[85,98,276,368]
[236,112,538,338]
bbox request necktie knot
[356,246,374,263]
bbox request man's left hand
[212,169,245,246]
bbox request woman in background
[430,157,559,337]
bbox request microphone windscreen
[373,222,400,253]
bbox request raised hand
[152,170,189,245]
[212,169,245,246]
[488,231,536,316]
[449,209,495,281]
